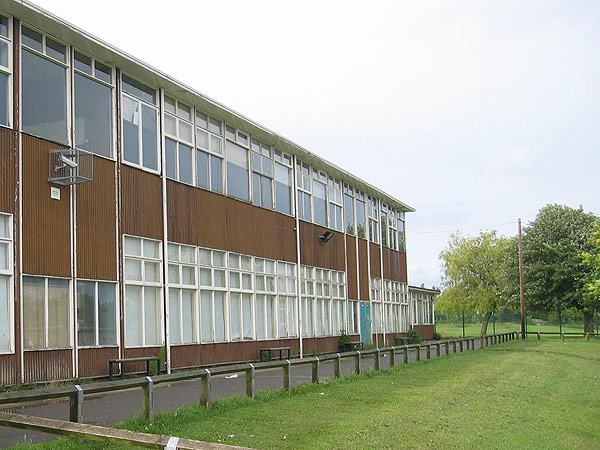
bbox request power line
[407,221,518,235]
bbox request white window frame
[0,213,13,354]
[0,12,12,129]
[327,176,343,232]
[75,279,119,348]
[228,252,254,341]
[195,110,224,193]
[297,161,312,222]
[251,138,275,210]
[274,150,294,216]
[368,196,379,244]
[198,247,228,343]
[168,243,198,345]
[276,261,297,338]
[164,94,195,185]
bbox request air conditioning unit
[48,149,93,185]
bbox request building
[0,1,424,385]
[408,286,439,339]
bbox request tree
[437,231,509,335]
[580,226,600,315]
[516,205,599,332]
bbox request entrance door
[360,302,371,344]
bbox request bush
[338,330,352,351]
[407,329,421,344]
[433,331,442,340]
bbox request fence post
[416,345,421,361]
[480,337,484,348]
[355,351,362,374]
[587,333,591,341]
[283,360,292,389]
[445,341,450,355]
[246,364,256,398]
[334,354,341,377]
[142,377,154,421]
[375,349,381,371]
[470,338,474,350]
[561,332,565,341]
[69,385,83,423]
[459,340,463,352]
[200,369,211,407]
[403,345,409,364]
[390,347,396,367]
[452,340,457,353]
[426,344,431,359]
[436,342,442,357]
[312,357,320,382]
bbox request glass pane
[196,151,209,189]
[214,291,226,341]
[124,236,141,256]
[356,200,366,238]
[94,61,112,84]
[122,96,140,164]
[77,281,96,347]
[145,261,160,283]
[74,73,113,157]
[179,121,193,144]
[74,51,92,75]
[0,15,7,39]
[144,287,161,345]
[261,176,272,209]
[168,264,180,284]
[275,164,291,215]
[0,275,9,351]
[124,258,142,281]
[0,243,8,270]
[242,294,252,340]
[0,72,7,127]
[229,253,240,269]
[266,296,274,339]
[169,288,181,345]
[181,246,195,263]
[208,118,221,135]
[122,74,156,104]
[210,156,223,193]
[164,96,176,114]
[22,49,68,145]
[196,128,208,149]
[253,173,261,206]
[201,291,213,342]
[241,256,251,271]
[199,249,211,266]
[278,297,286,337]
[200,268,212,286]
[196,112,208,130]
[230,293,241,341]
[125,285,143,346]
[48,278,69,348]
[313,182,327,226]
[23,277,45,349]
[22,27,43,52]
[256,296,265,340]
[182,266,195,285]
[182,289,195,343]
[210,135,223,154]
[213,251,225,267]
[229,272,240,289]
[242,273,252,290]
[226,141,248,201]
[98,283,116,345]
[142,104,158,170]
[164,114,176,137]
[179,144,193,184]
[144,240,160,258]
[168,243,179,262]
[46,38,67,63]
[288,298,297,337]
[214,269,226,288]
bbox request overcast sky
[32,0,600,287]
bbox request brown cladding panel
[122,346,164,375]
[413,325,435,340]
[0,128,17,213]
[78,347,119,378]
[0,354,17,385]
[382,248,408,283]
[76,157,117,280]
[121,165,162,240]
[22,136,70,277]
[346,235,358,299]
[358,239,369,300]
[23,349,72,383]
[369,242,381,278]
[399,252,407,283]
[299,221,345,271]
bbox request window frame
[0,12,12,129]
[168,243,198,345]
[198,247,228,343]
[75,279,119,348]
[164,94,195,185]
[0,213,13,354]
[195,109,224,194]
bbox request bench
[394,336,409,345]
[340,341,364,352]
[108,357,161,381]
[260,347,291,362]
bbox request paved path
[0,340,483,447]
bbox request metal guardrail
[525,331,600,340]
[0,332,518,425]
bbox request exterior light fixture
[320,231,335,243]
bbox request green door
[360,302,371,344]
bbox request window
[356,191,367,239]
[0,214,12,352]
[228,253,253,341]
[388,209,399,251]
[168,243,197,345]
[74,51,113,158]
[370,277,382,333]
[343,184,355,235]
[347,300,359,335]
[328,177,343,232]
[199,248,227,342]
[251,138,274,209]
[368,196,379,243]
[21,26,69,145]
[274,151,293,215]
[226,140,249,201]
[165,96,194,184]
[398,212,406,252]
[312,170,327,226]
[123,236,162,347]
[122,75,158,171]
[381,204,389,247]
[76,280,117,347]
[277,261,297,338]
[255,257,276,340]
[0,14,11,127]
[196,111,223,193]
[383,280,406,333]
[297,162,312,221]
[302,265,346,337]
[300,266,315,337]
[23,276,70,349]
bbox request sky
[31,0,600,288]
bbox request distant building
[0,1,423,384]
[408,286,439,339]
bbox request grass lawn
[10,339,600,450]
[436,322,586,338]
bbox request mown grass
[436,322,586,338]
[10,339,600,450]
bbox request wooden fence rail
[0,332,518,424]
[0,412,250,450]
[525,331,600,340]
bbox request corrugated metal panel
[121,165,162,240]
[122,346,163,375]
[300,337,339,356]
[0,128,18,214]
[23,349,72,383]
[358,239,369,301]
[369,242,381,279]
[346,235,358,299]
[413,325,435,340]
[0,354,17,385]
[22,135,71,277]
[78,347,119,378]
[299,221,345,271]
[76,157,117,280]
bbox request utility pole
[519,218,525,339]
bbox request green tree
[514,205,599,332]
[437,231,509,336]
[580,226,600,314]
